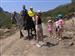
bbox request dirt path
[0,21,75,56]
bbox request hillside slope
[42,2,75,18]
[0,7,12,28]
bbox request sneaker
[59,38,62,41]
[36,43,41,47]
[39,41,45,46]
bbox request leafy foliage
[0,12,12,28]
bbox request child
[55,17,64,40]
[47,20,53,38]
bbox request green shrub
[0,12,12,28]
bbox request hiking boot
[20,35,24,38]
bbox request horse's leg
[27,29,31,40]
[27,29,29,36]
[31,28,33,36]
[20,29,24,38]
[34,28,36,40]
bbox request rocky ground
[0,18,75,56]
[0,27,17,39]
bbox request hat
[48,20,52,23]
[57,14,64,18]
[37,10,41,15]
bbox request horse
[11,11,36,40]
[24,15,36,40]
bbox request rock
[0,36,5,39]
[62,36,72,40]
[4,29,10,33]
[62,31,74,39]
[60,39,74,48]
[68,42,74,46]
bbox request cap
[48,20,52,23]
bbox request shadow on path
[44,42,59,48]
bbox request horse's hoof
[24,38,28,40]
[20,35,24,39]
[20,36,22,39]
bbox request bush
[0,12,12,28]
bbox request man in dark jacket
[20,5,28,38]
